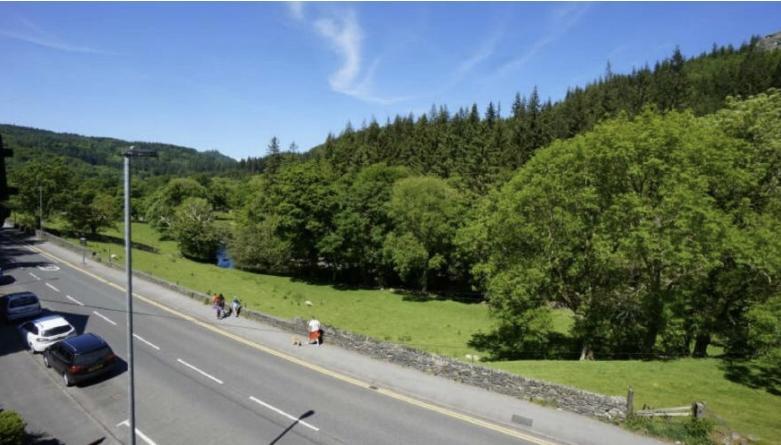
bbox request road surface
[1,231,541,445]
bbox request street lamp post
[80,237,87,265]
[123,146,157,445]
[38,186,43,234]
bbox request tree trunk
[579,343,594,361]
[692,333,711,358]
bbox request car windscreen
[9,296,38,308]
[74,347,112,365]
[42,326,71,337]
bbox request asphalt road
[1,232,538,445]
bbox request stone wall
[40,231,627,421]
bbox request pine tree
[265,136,281,177]
[485,102,497,129]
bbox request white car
[18,315,77,353]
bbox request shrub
[0,410,26,445]
[626,416,714,445]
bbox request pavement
[0,321,113,445]
[1,228,666,445]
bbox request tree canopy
[473,92,781,360]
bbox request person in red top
[212,293,225,319]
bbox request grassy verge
[46,221,781,444]
[488,359,779,444]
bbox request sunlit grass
[60,222,494,358]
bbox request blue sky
[1,2,780,160]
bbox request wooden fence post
[692,402,705,419]
[627,386,634,417]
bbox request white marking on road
[28,272,41,280]
[65,295,84,306]
[133,334,160,351]
[249,396,320,431]
[117,420,157,445]
[177,358,223,384]
[45,283,60,292]
[93,310,117,326]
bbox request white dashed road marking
[133,334,160,351]
[177,358,223,384]
[249,396,320,431]
[93,310,117,326]
[65,295,84,306]
[45,283,60,292]
[28,272,40,280]
[117,420,157,445]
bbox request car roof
[3,291,38,300]
[61,333,107,353]
[32,315,71,330]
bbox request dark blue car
[43,333,117,386]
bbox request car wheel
[43,354,50,368]
[63,371,73,387]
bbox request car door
[49,344,68,372]
[20,322,37,344]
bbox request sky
[1,2,780,160]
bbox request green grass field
[51,222,781,444]
[61,222,494,358]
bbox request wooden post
[627,386,634,417]
[692,402,705,419]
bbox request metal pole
[124,154,136,445]
[38,186,43,231]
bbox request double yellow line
[30,245,558,445]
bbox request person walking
[307,317,321,345]
[231,297,241,317]
[211,293,221,319]
[214,293,226,319]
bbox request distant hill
[0,124,237,178]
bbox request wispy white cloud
[315,12,363,94]
[495,3,590,78]
[287,2,304,21]
[313,10,408,105]
[0,17,112,55]
[428,30,503,98]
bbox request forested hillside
[308,36,781,192]
[0,124,237,178]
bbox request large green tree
[64,184,120,235]
[8,157,76,230]
[145,177,208,237]
[231,159,337,274]
[170,197,222,262]
[383,176,465,290]
[318,163,411,284]
[477,105,781,359]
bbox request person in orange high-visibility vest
[307,317,321,345]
